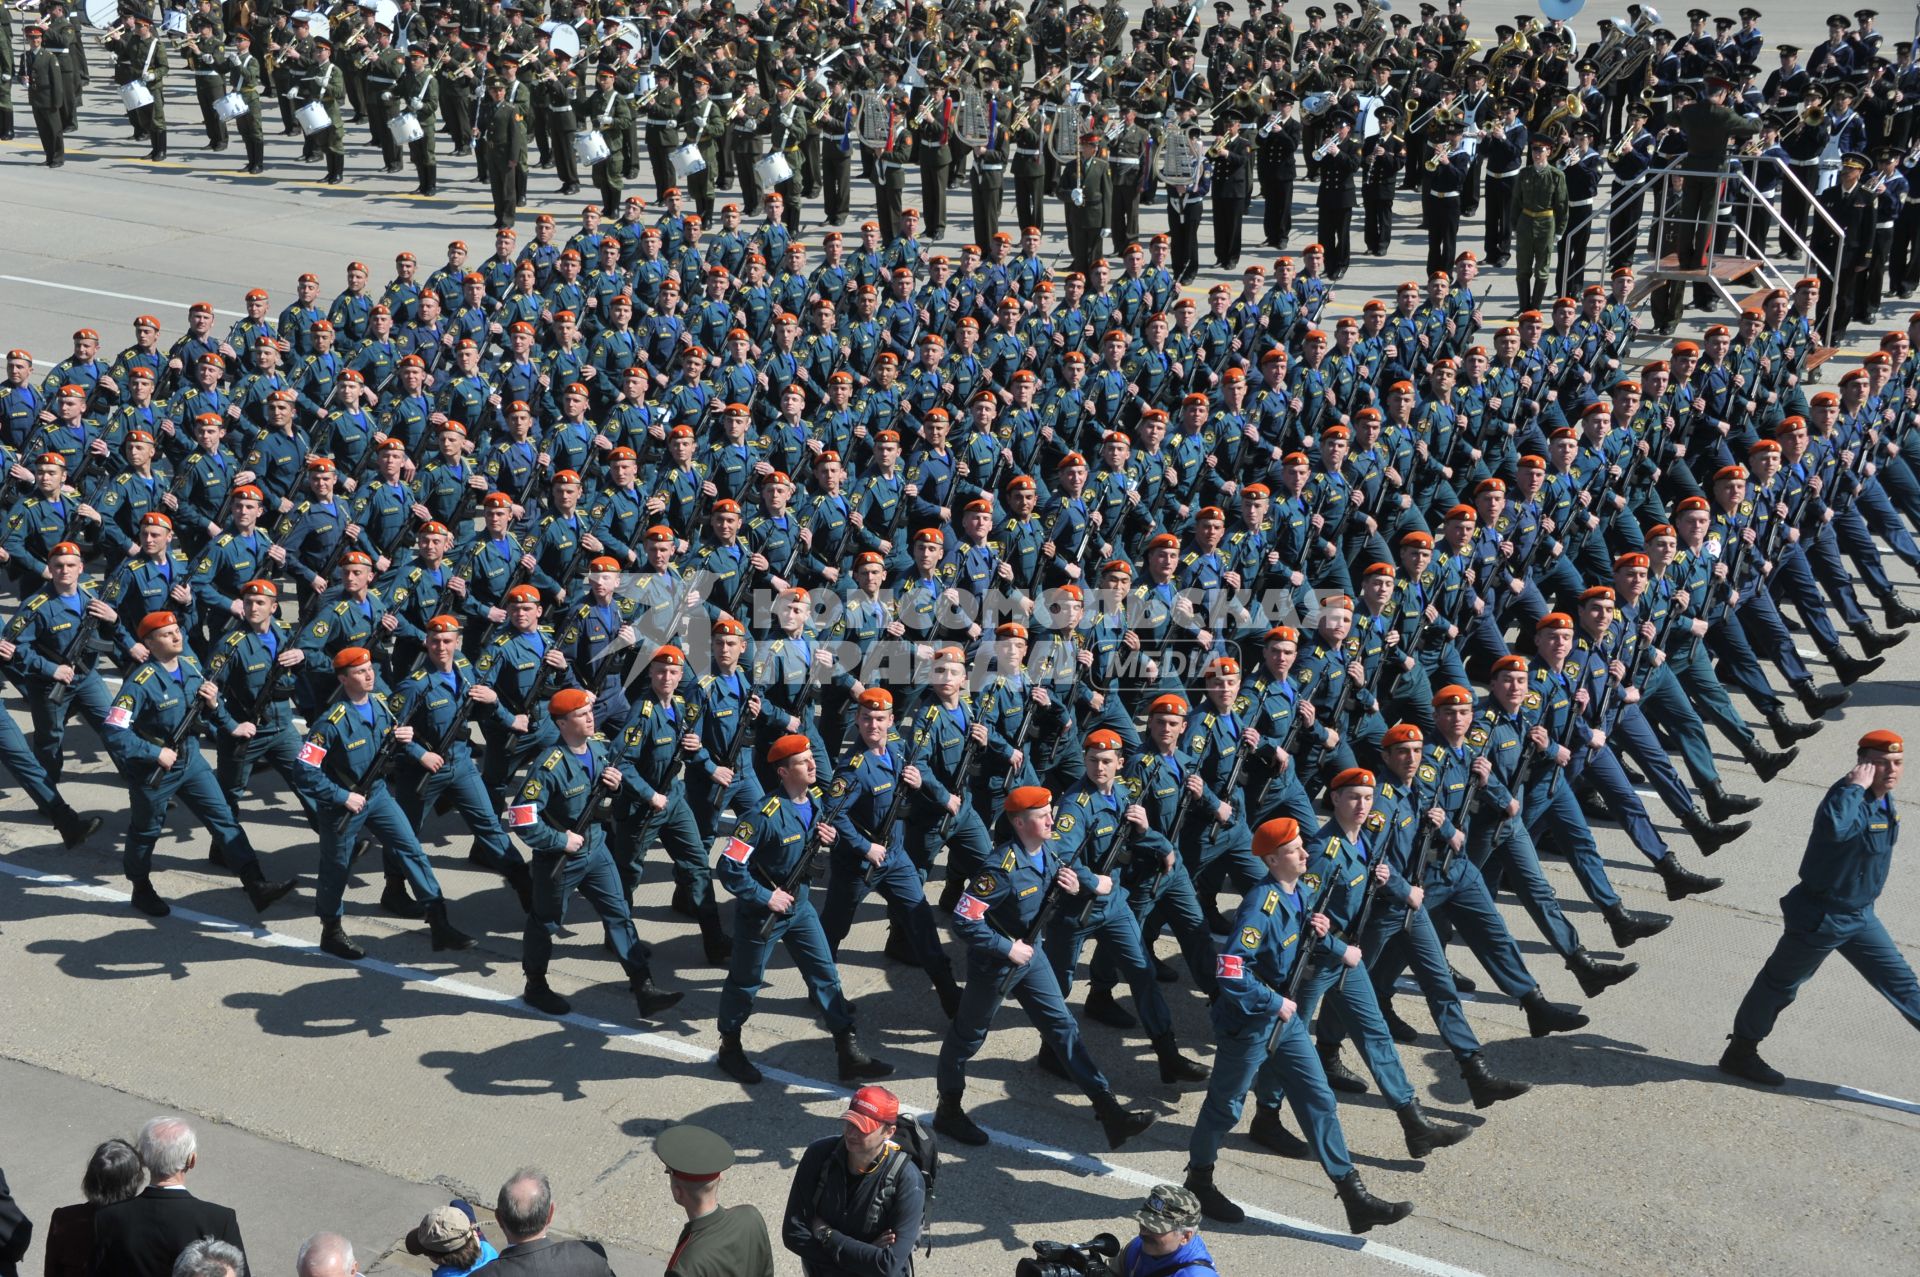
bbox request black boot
[882,928,923,967]
[1153,955,1180,982]
[1093,1093,1154,1150]
[1567,948,1637,997]
[934,970,963,1019]
[319,919,365,960]
[425,900,477,951]
[1681,807,1749,855]
[1743,741,1798,783]
[1460,1053,1530,1108]
[834,1026,894,1081]
[1792,678,1849,717]
[1318,1042,1369,1094]
[503,860,535,915]
[1655,849,1723,898]
[670,881,699,919]
[1184,1163,1243,1224]
[240,866,298,913]
[1830,649,1885,685]
[1248,1103,1310,1156]
[1521,990,1589,1038]
[1703,784,1761,821]
[1852,621,1906,656]
[1447,964,1477,993]
[1153,1034,1210,1083]
[1882,596,1920,627]
[51,803,101,848]
[716,1031,762,1084]
[1765,708,1824,747]
[1716,1034,1785,1086]
[934,1092,987,1146]
[381,873,427,918]
[1605,903,1672,945]
[633,977,683,1018]
[699,901,733,967]
[130,878,170,918]
[1398,1099,1469,1158]
[1335,1171,1414,1234]
[1084,984,1137,1029]
[523,978,571,1015]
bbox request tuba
[857,90,895,149]
[953,86,994,147]
[1152,127,1204,186]
[1047,97,1086,163]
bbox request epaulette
[133,666,155,685]
[324,703,347,724]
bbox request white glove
[1070,187,1084,206]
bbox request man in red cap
[819,687,963,1017]
[1723,729,1920,1086]
[103,612,295,920]
[294,646,474,959]
[934,783,1154,1152]
[781,1085,927,1269]
[714,732,891,1086]
[504,687,684,1022]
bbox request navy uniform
[475,611,571,794]
[206,605,319,825]
[2,576,127,783]
[685,652,767,848]
[101,625,289,917]
[1724,736,1920,1083]
[506,710,681,1020]
[292,663,470,956]
[714,737,890,1085]
[934,788,1153,1150]
[0,650,99,847]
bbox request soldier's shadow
[420,1022,705,1104]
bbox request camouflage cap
[1131,1184,1201,1233]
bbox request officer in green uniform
[19,26,68,168]
[396,46,441,196]
[483,75,530,229]
[0,14,15,142]
[912,86,952,239]
[45,0,86,133]
[361,21,407,174]
[656,1124,774,1277]
[580,66,629,216]
[109,15,170,161]
[303,37,349,184]
[224,32,267,176]
[642,70,684,198]
[1511,136,1567,313]
[1065,129,1115,275]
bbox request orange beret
[549,688,592,717]
[1252,817,1301,858]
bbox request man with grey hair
[294,1232,359,1277]
[90,1118,248,1277]
[477,1169,614,1275]
[171,1239,245,1277]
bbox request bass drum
[669,142,707,177]
[573,129,612,165]
[214,92,251,122]
[753,152,793,190]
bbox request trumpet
[1606,131,1642,162]
[726,94,752,121]
[1313,135,1342,161]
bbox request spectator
[89,1118,247,1277]
[1118,1185,1216,1276]
[657,1125,772,1277]
[293,1233,360,1277]
[44,1138,149,1277]
[475,1170,613,1275]
[781,1086,923,1277]
[0,1167,31,1277]
[404,1204,497,1276]
[170,1240,244,1277]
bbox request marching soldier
[108,15,169,162]
[303,37,349,185]
[224,32,267,177]
[18,25,68,169]
[396,46,441,197]
[481,75,529,228]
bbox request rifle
[861,720,929,889]
[1211,698,1267,828]
[142,648,235,783]
[756,784,852,940]
[42,581,124,707]
[1073,800,1139,927]
[1266,861,1343,1052]
[1402,730,1496,923]
[1147,733,1212,897]
[1338,831,1395,991]
[998,839,1082,995]
[929,701,985,853]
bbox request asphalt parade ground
[1,6,1917,1274]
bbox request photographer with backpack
[782,1085,934,1276]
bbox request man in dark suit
[90,1119,247,1277]
[478,1170,615,1276]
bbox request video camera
[1014,1232,1122,1277]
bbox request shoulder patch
[1417,762,1438,782]
[1056,812,1075,832]
[1239,925,1262,950]
[1523,690,1542,710]
[971,872,996,896]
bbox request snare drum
[573,129,612,166]
[753,152,794,190]
[296,101,332,136]
[214,92,251,122]
[119,81,155,113]
[390,112,425,146]
[669,143,707,178]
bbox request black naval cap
[656,1124,735,1181]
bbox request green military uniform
[483,81,530,228]
[361,37,406,172]
[185,22,230,151]
[1,12,16,141]
[1065,142,1115,274]
[730,89,774,215]
[912,101,951,238]
[642,77,684,198]
[223,39,267,175]
[1510,158,1568,312]
[1011,105,1046,232]
[437,43,480,156]
[685,86,724,220]
[302,53,349,182]
[20,30,68,166]
[46,5,86,131]
[396,51,441,196]
[1108,117,1148,253]
[109,21,170,160]
[654,1125,774,1277]
[581,72,630,216]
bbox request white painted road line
[0,275,245,318]
[1832,1086,1920,1117]
[0,857,1486,1277]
